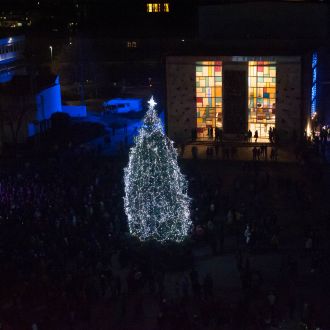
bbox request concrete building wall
[276,61,302,141]
[166,57,196,143]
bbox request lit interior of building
[196,60,276,139]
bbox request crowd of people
[0,142,328,329]
[185,160,329,330]
[0,149,127,329]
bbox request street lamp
[49,45,53,63]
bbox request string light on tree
[124,96,191,242]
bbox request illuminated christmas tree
[124,96,191,242]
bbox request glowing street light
[49,45,53,63]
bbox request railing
[0,50,23,65]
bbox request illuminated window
[146,3,169,12]
[248,61,276,138]
[127,41,137,48]
[147,3,153,12]
[311,52,318,116]
[163,3,170,12]
[196,61,223,138]
[146,3,160,12]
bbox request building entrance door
[223,70,247,135]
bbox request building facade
[166,55,306,143]
[0,35,24,65]
[0,35,25,83]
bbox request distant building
[0,35,25,83]
[146,2,170,13]
[30,74,63,137]
[0,71,86,149]
[0,35,25,64]
[166,55,306,142]
[31,74,87,138]
[0,12,32,29]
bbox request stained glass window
[248,61,276,138]
[195,61,222,138]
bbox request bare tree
[0,79,35,148]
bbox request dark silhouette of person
[254,130,258,142]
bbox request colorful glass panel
[248,61,276,138]
[195,61,223,138]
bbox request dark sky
[1,0,326,9]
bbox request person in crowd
[269,127,273,143]
[248,129,252,142]
[254,130,259,142]
[252,146,257,160]
[203,274,214,298]
[191,146,198,159]
[244,224,252,246]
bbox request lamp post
[49,45,53,64]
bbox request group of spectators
[0,142,327,330]
[184,159,329,330]
[0,149,127,329]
